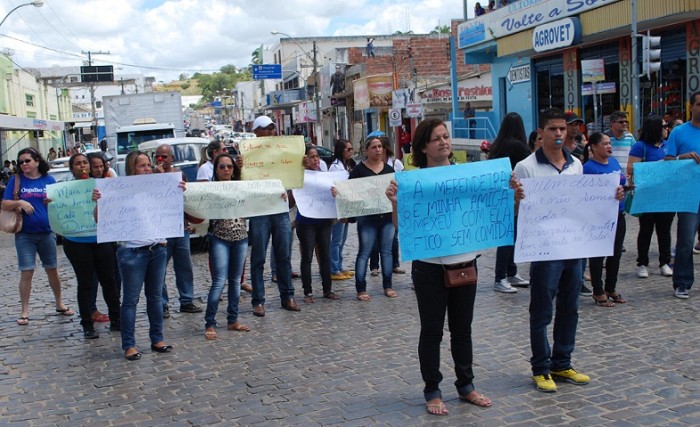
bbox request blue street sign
[252,64,282,80]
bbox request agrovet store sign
[532,17,581,52]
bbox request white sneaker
[674,287,689,299]
[508,274,530,287]
[659,264,673,277]
[494,278,517,293]
[637,265,649,278]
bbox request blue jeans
[205,236,248,328]
[249,212,294,306]
[370,227,400,271]
[673,206,699,290]
[163,234,195,306]
[269,226,293,277]
[117,245,167,351]
[355,215,394,292]
[330,221,349,274]
[529,259,582,376]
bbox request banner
[292,170,348,219]
[515,173,620,263]
[333,173,395,218]
[240,135,305,189]
[396,159,513,261]
[631,160,700,214]
[46,179,97,237]
[184,180,288,219]
[95,173,183,243]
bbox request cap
[253,116,274,130]
[564,111,583,124]
[367,130,386,138]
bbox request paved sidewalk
[0,218,698,426]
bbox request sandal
[16,316,29,326]
[593,294,615,307]
[204,327,218,340]
[125,348,141,361]
[426,398,449,416]
[303,294,315,304]
[56,307,75,316]
[91,311,110,322]
[323,291,339,300]
[384,288,398,298]
[356,292,371,302]
[459,391,492,408]
[606,292,626,303]
[227,322,250,332]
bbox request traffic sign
[252,64,282,80]
[389,108,402,127]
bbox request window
[25,94,35,107]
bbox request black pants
[296,221,332,295]
[589,212,626,296]
[636,212,674,267]
[412,260,477,401]
[63,239,121,329]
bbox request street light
[0,0,44,28]
[271,30,323,146]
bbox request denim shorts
[15,232,58,271]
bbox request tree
[393,30,414,35]
[251,45,263,65]
[430,25,451,34]
[220,64,237,74]
[179,73,189,81]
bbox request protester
[563,112,585,161]
[386,118,492,416]
[487,112,531,293]
[296,145,336,302]
[328,139,356,280]
[349,135,396,301]
[583,133,627,307]
[204,153,250,340]
[627,116,674,279]
[58,153,121,338]
[196,140,226,182]
[605,111,635,172]
[664,91,700,299]
[2,148,74,326]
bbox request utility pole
[312,40,322,146]
[631,0,640,133]
[81,50,110,137]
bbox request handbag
[443,260,477,288]
[0,174,22,233]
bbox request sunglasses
[217,164,234,170]
[19,158,33,165]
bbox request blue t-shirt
[583,158,626,212]
[665,122,700,157]
[629,141,667,163]
[3,174,56,233]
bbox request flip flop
[227,322,250,332]
[384,289,398,298]
[16,317,29,326]
[357,292,372,302]
[56,308,75,316]
[204,327,218,340]
[426,399,449,416]
[459,391,492,408]
[606,292,626,304]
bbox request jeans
[370,227,400,271]
[117,245,167,351]
[494,216,518,281]
[163,234,195,306]
[412,260,477,401]
[673,206,700,290]
[636,212,674,267]
[270,226,293,277]
[589,213,626,296]
[63,239,120,330]
[296,221,333,295]
[249,212,294,306]
[205,236,248,328]
[529,258,582,376]
[15,232,57,271]
[355,215,394,292]
[330,221,349,274]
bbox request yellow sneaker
[331,273,350,280]
[550,368,590,385]
[532,374,557,393]
[342,270,355,277]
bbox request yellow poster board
[240,135,305,189]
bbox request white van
[137,137,210,182]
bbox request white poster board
[292,170,348,219]
[184,180,288,219]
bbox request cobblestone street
[0,217,698,426]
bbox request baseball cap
[253,116,274,130]
[564,111,583,124]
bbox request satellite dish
[2,48,15,56]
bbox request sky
[0,0,479,83]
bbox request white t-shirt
[196,161,214,181]
[387,157,404,172]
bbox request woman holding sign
[59,153,121,339]
[584,132,627,306]
[328,139,355,280]
[204,153,250,340]
[385,119,491,416]
[2,148,74,326]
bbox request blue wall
[490,58,536,135]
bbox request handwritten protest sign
[631,159,700,214]
[95,173,183,243]
[515,173,620,263]
[47,179,96,237]
[292,170,348,219]
[240,135,305,189]
[333,173,395,218]
[396,159,513,261]
[184,180,288,219]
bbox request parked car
[138,137,210,182]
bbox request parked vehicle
[138,137,210,182]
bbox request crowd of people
[2,92,698,416]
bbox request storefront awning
[0,115,65,132]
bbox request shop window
[25,94,34,107]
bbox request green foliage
[430,25,451,34]
[181,82,190,90]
